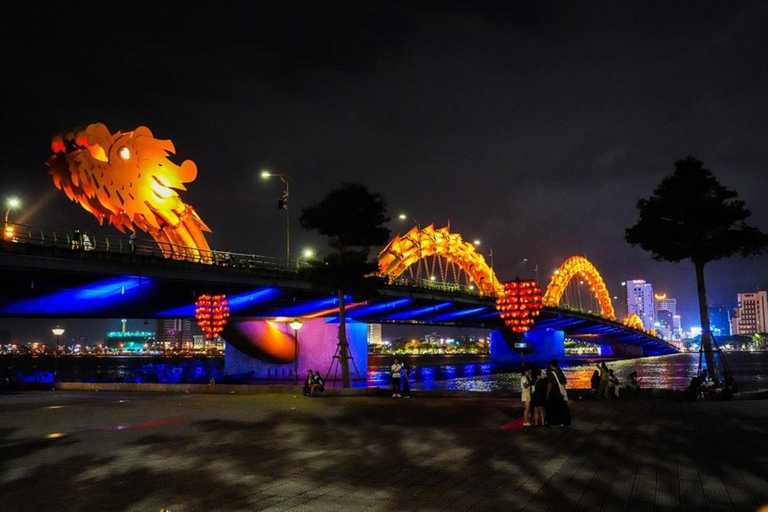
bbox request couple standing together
[390,358,411,398]
[521,359,571,427]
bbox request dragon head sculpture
[47,123,211,253]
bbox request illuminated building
[655,294,676,315]
[731,291,767,335]
[105,331,155,351]
[708,303,731,337]
[156,319,193,349]
[367,324,382,345]
[626,280,655,331]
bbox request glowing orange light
[195,294,230,339]
[47,123,212,260]
[378,224,503,295]
[496,279,543,333]
[543,256,616,320]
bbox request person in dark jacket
[546,360,571,426]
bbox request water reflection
[369,352,768,393]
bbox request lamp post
[290,318,303,385]
[261,170,291,268]
[51,326,65,383]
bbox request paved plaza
[1,390,767,511]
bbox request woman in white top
[391,358,403,397]
[521,367,532,426]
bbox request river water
[3,351,766,392]
[367,351,768,393]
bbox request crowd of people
[520,360,571,427]
[588,362,642,399]
[684,368,738,401]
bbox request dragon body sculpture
[47,123,211,260]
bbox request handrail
[2,221,296,273]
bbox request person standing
[82,231,93,251]
[129,231,137,255]
[401,361,411,398]
[598,362,610,399]
[546,360,571,427]
[590,369,600,398]
[531,368,547,426]
[391,358,403,397]
[521,366,532,426]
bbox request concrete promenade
[1,391,766,511]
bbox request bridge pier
[490,328,565,365]
[223,318,368,383]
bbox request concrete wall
[225,319,368,382]
[490,328,565,364]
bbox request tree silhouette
[300,183,391,387]
[626,156,768,383]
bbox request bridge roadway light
[297,248,315,268]
[260,169,291,269]
[289,319,303,385]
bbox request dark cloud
[2,1,768,339]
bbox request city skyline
[2,3,768,337]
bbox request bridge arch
[378,224,504,296]
[543,256,616,321]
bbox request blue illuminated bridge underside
[0,241,676,355]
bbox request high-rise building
[731,291,768,335]
[708,303,731,337]
[627,279,655,331]
[655,294,676,315]
[672,315,682,339]
[156,319,193,349]
[367,324,382,345]
[655,309,674,341]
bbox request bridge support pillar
[490,328,565,365]
[223,319,368,383]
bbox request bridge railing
[2,222,291,272]
[382,274,494,297]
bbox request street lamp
[4,197,20,224]
[297,248,314,268]
[51,326,65,382]
[261,170,291,268]
[290,318,303,385]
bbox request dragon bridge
[47,123,211,260]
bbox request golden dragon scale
[47,123,212,260]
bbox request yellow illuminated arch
[543,256,616,320]
[623,313,645,330]
[378,224,504,296]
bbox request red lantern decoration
[495,280,543,333]
[195,294,230,339]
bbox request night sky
[2,1,768,341]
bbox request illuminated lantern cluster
[496,280,543,333]
[195,294,230,339]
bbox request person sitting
[722,372,737,400]
[309,370,325,397]
[685,376,701,400]
[625,371,641,397]
[303,369,314,396]
[607,369,620,398]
